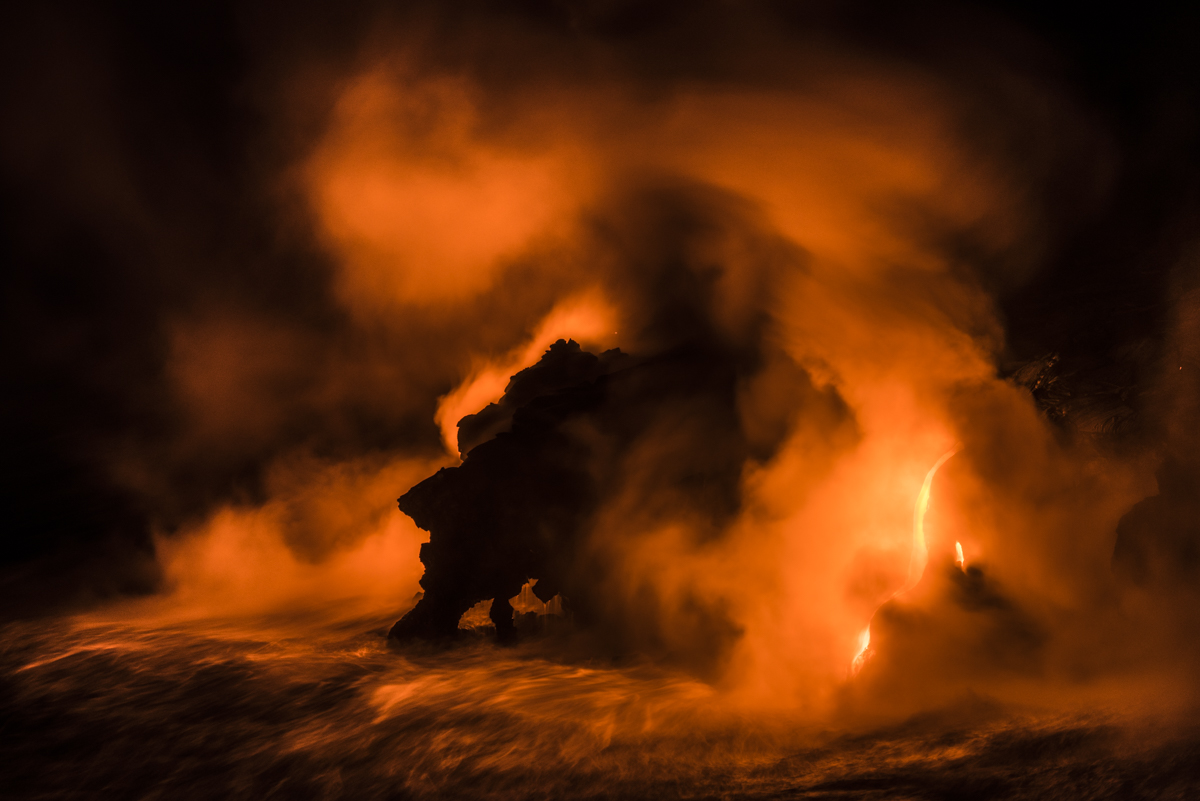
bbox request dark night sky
[2,0,1198,616]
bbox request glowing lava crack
[851,447,959,675]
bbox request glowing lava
[851,447,959,675]
[851,625,872,674]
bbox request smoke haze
[4,1,1200,796]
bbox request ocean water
[3,610,1198,800]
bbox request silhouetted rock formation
[1113,454,1200,586]
[862,558,1045,688]
[1006,353,1139,436]
[388,337,787,643]
[454,339,622,457]
[390,340,617,641]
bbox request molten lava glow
[123,27,1158,731]
[12,8,1200,798]
[850,448,958,676]
[851,626,872,674]
[905,448,960,594]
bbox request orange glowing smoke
[435,291,618,457]
[145,455,446,621]
[132,28,1157,720]
[290,54,1091,710]
[306,69,593,309]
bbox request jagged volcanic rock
[388,337,763,643]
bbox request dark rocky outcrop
[1113,454,1200,586]
[389,340,616,641]
[386,185,854,655]
[387,337,789,644]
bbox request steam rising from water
[131,3,1185,714]
[5,3,1200,796]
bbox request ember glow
[850,448,956,676]
[907,448,959,595]
[4,2,1200,798]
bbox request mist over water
[4,1,1200,797]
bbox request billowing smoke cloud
[4,0,1200,727]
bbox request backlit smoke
[140,7,1174,715]
[4,2,1200,797]
[112,3,1176,698]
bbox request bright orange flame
[955,540,965,571]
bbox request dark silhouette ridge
[1113,453,1200,587]
[389,341,614,641]
[388,337,765,645]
